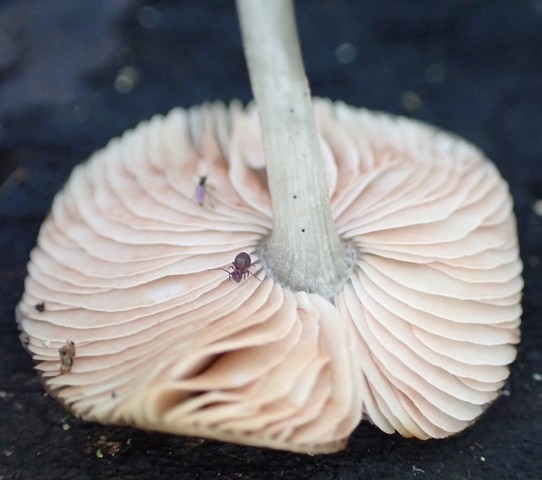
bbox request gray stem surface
[236,0,352,298]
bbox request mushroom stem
[236,0,353,298]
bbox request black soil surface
[1,1,541,479]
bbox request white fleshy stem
[236,0,353,298]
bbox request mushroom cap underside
[16,99,522,453]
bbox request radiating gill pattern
[17,100,522,452]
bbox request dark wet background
[1,1,541,479]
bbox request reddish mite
[212,252,260,283]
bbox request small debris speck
[93,435,124,457]
[532,372,542,381]
[335,43,357,64]
[425,62,447,83]
[59,340,76,374]
[480,456,486,462]
[400,91,423,112]
[114,66,140,94]
[3,448,14,457]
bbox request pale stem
[236,0,352,298]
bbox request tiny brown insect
[210,252,261,283]
[35,302,45,312]
[58,340,76,374]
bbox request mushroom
[16,0,522,453]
